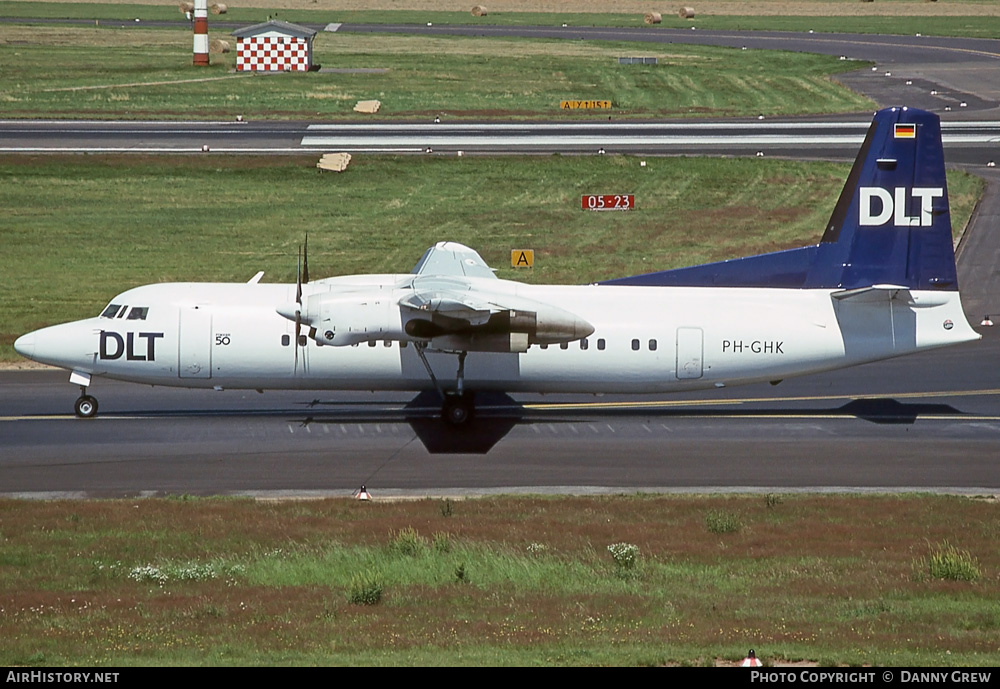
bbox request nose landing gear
[74,387,98,418]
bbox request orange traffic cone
[355,485,371,501]
[741,649,762,667]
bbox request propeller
[296,244,302,306]
[293,238,308,373]
[302,233,310,285]
[275,236,313,373]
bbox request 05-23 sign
[582,194,634,211]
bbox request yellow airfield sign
[511,249,534,268]
[560,100,612,109]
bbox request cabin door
[178,307,212,379]
[675,327,704,380]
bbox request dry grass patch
[3,494,1000,664]
[0,25,199,48]
[44,0,1000,16]
[318,34,711,62]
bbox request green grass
[1,2,999,39]
[705,509,742,534]
[0,25,874,120]
[2,494,1000,665]
[921,542,982,582]
[0,154,983,360]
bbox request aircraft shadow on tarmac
[402,392,523,454]
[287,391,524,454]
[287,393,965,453]
[542,398,963,426]
[831,398,962,425]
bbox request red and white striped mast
[193,0,209,66]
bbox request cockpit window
[101,304,122,319]
[126,307,148,321]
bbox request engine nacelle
[305,290,404,346]
[403,305,592,353]
[429,332,530,353]
[528,304,594,344]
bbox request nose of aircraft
[13,331,35,359]
[13,322,96,368]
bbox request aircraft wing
[411,241,497,280]
[399,279,501,326]
[281,242,593,350]
[404,242,502,325]
[398,273,593,350]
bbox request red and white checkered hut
[231,20,317,72]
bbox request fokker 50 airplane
[14,107,981,424]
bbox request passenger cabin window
[631,339,640,351]
[580,338,589,351]
[560,342,568,350]
[597,339,606,351]
[101,304,121,319]
[649,339,657,351]
[126,307,148,321]
[281,334,290,346]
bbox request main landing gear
[413,344,476,425]
[442,391,475,426]
[74,387,98,418]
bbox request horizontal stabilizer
[831,284,908,302]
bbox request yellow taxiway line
[523,388,1000,411]
[4,389,1000,422]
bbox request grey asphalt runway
[2,21,1000,497]
[2,325,999,497]
[4,119,1000,160]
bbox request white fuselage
[17,275,980,396]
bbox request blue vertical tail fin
[805,106,957,291]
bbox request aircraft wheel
[442,394,474,426]
[74,395,98,419]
